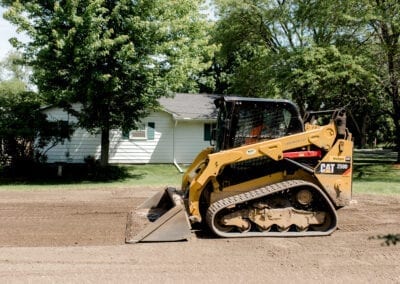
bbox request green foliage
[0,89,72,172]
[211,0,399,153]
[212,1,375,99]
[2,0,400,162]
[0,54,73,174]
[0,52,30,82]
[360,0,400,162]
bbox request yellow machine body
[126,97,353,242]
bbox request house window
[129,123,147,139]
[204,123,216,141]
[122,122,155,140]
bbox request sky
[0,7,20,60]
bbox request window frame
[122,122,155,141]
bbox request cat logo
[320,163,335,174]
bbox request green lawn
[353,150,400,195]
[0,150,399,194]
[0,164,183,191]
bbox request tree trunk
[393,101,400,163]
[396,130,400,164]
[360,115,370,148]
[380,21,400,162]
[100,126,110,167]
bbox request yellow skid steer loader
[126,96,353,243]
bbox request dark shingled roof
[159,93,219,121]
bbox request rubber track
[206,180,338,238]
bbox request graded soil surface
[0,187,399,283]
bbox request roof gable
[42,94,219,122]
[159,93,218,121]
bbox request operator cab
[214,96,304,151]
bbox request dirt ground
[0,187,399,283]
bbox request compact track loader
[126,96,353,243]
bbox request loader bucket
[125,187,192,243]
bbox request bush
[0,88,74,174]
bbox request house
[42,93,218,166]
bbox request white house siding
[109,112,174,163]
[58,129,101,163]
[41,105,101,163]
[41,103,215,164]
[174,120,212,164]
[43,129,101,163]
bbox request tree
[2,0,215,166]
[0,54,72,172]
[0,51,30,82]
[212,0,374,97]
[211,0,390,148]
[359,0,400,161]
